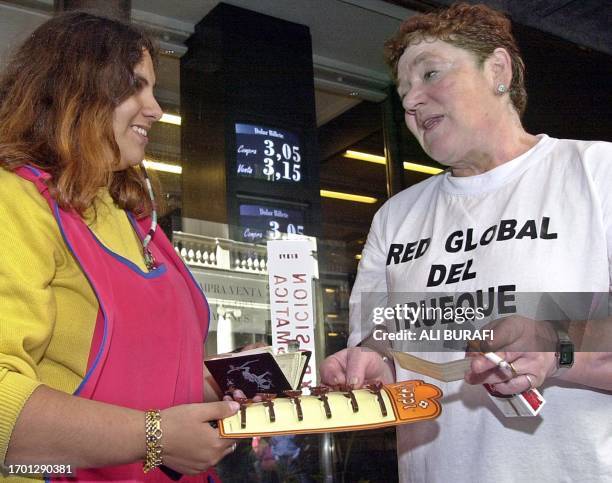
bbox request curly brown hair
[0,11,158,217]
[384,3,527,117]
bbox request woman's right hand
[319,348,394,389]
[160,401,240,475]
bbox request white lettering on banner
[237,163,253,174]
[267,240,317,387]
[242,228,263,241]
[268,129,284,139]
[237,145,257,156]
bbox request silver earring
[497,84,507,94]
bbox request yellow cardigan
[0,167,147,468]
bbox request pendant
[144,248,157,271]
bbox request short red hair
[385,3,527,117]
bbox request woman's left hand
[464,315,558,394]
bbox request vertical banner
[267,239,317,388]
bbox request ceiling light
[344,150,385,164]
[344,150,443,174]
[160,113,182,126]
[324,288,336,293]
[355,253,362,260]
[143,159,182,174]
[320,189,377,204]
[403,162,443,175]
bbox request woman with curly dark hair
[0,12,238,481]
[321,3,612,481]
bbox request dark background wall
[517,23,611,141]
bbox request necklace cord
[139,164,157,270]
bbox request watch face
[559,341,574,366]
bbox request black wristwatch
[552,328,574,377]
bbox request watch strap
[552,327,574,377]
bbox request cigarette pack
[484,384,546,417]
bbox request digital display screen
[238,203,305,243]
[235,123,302,183]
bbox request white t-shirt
[348,135,612,482]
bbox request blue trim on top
[126,211,142,231]
[52,203,108,396]
[87,227,167,279]
[24,165,41,177]
[122,212,168,278]
[183,259,212,343]
[205,297,211,343]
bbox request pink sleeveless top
[16,166,218,482]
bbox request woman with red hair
[321,3,612,481]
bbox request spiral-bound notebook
[205,347,311,398]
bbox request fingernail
[229,401,240,412]
[333,377,339,385]
[349,376,358,386]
